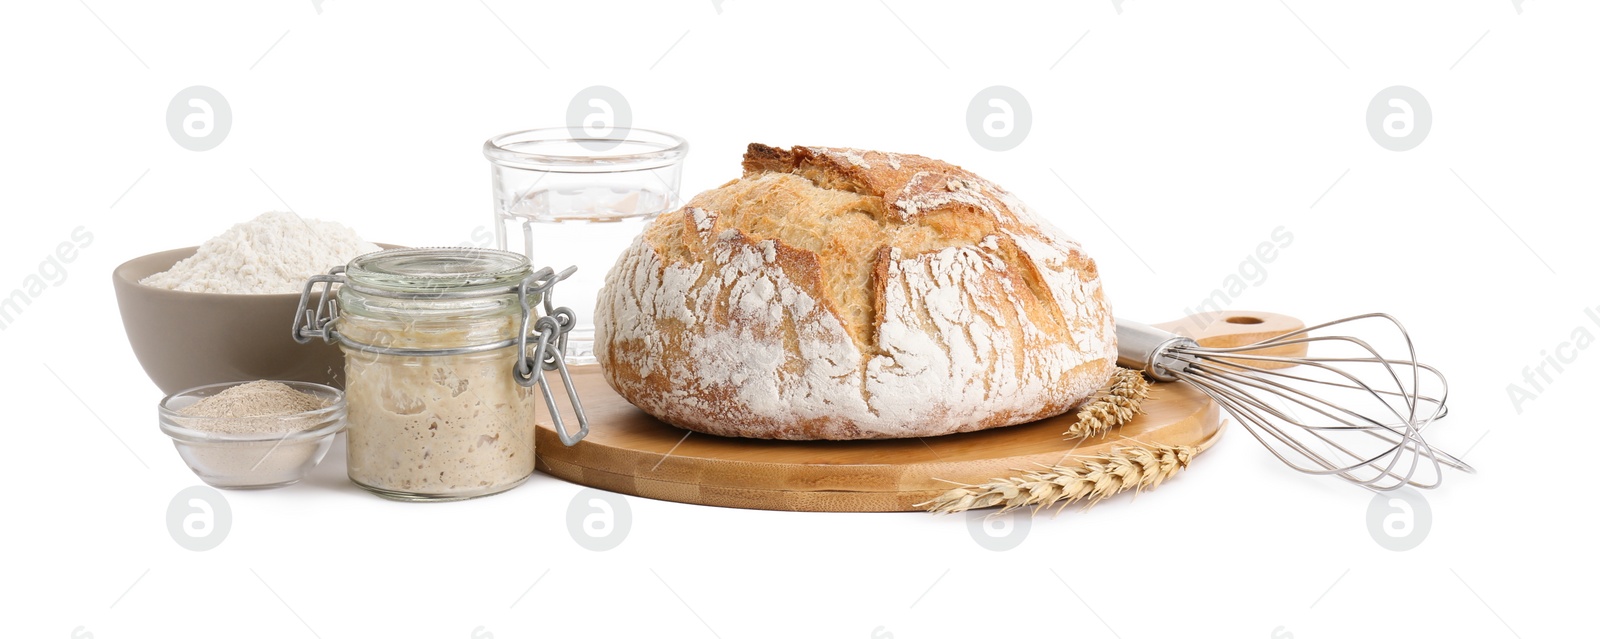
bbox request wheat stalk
[918,442,1197,515]
[1063,367,1151,440]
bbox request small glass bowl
[158,381,347,489]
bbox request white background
[3,1,1594,637]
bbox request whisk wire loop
[1116,314,1473,491]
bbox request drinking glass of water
[483,128,688,365]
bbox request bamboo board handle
[1152,310,1307,370]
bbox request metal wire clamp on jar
[291,247,589,501]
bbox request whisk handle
[1115,320,1197,382]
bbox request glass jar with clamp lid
[293,247,588,501]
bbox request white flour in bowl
[142,211,381,294]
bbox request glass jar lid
[345,248,532,297]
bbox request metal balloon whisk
[1116,313,1474,491]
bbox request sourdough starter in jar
[335,248,540,501]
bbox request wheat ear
[918,442,1197,515]
[1063,367,1152,439]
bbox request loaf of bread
[594,144,1116,440]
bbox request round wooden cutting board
[533,311,1304,512]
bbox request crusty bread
[594,144,1116,440]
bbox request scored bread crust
[594,144,1116,440]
